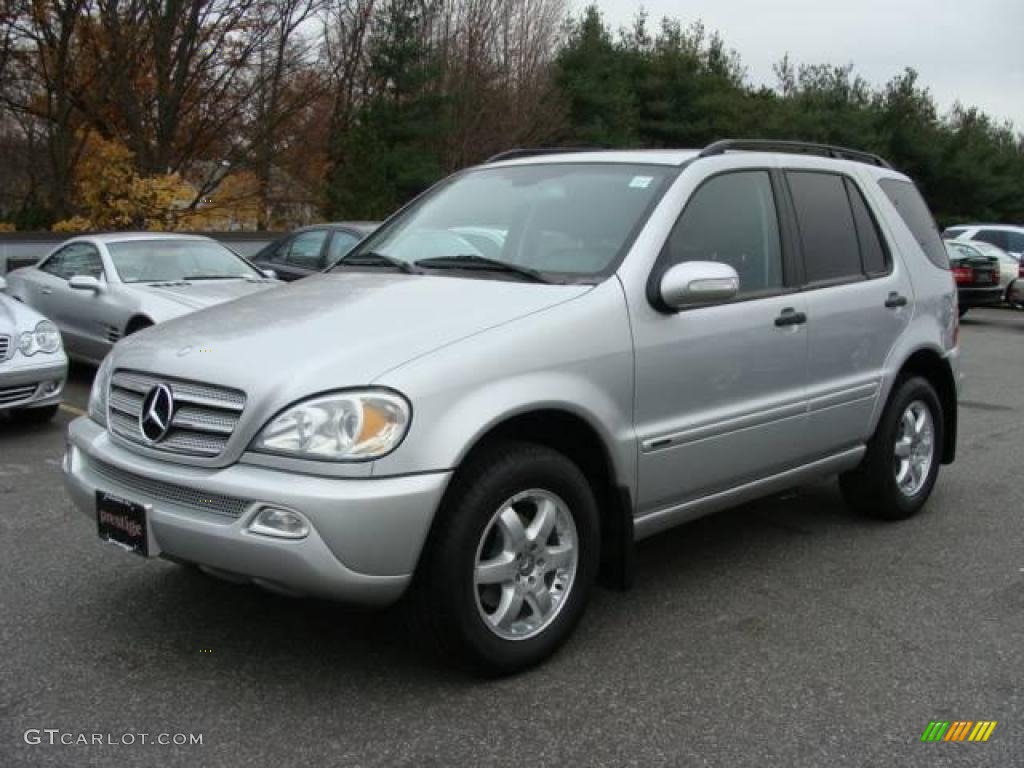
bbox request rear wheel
[410,441,599,675]
[840,376,943,521]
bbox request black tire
[410,441,600,675]
[10,404,59,424]
[839,376,943,521]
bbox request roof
[482,147,904,179]
[946,223,1024,232]
[73,232,215,244]
[291,222,379,235]
[488,149,701,168]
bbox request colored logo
[921,721,997,743]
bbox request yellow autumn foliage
[52,136,196,231]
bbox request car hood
[0,291,47,335]
[113,272,591,403]
[125,278,280,312]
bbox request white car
[950,238,1020,302]
[943,224,1024,260]
[4,233,280,364]
[0,275,68,423]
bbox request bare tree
[2,0,95,219]
[251,0,325,228]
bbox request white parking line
[59,403,87,417]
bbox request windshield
[107,240,261,283]
[338,163,676,279]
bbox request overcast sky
[584,0,1024,130]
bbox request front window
[107,239,260,283]
[339,163,676,280]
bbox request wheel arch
[124,314,154,335]
[894,348,958,464]
[440,408,635,590]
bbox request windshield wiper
[414,254,551,283]
[334,251,420,274]
[182,275,245,280]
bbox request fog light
[43,380,62,395]
[248,506,310,539]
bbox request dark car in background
[945,240,1002,317]
[252,222,378,281]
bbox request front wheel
[840,376,943,520]
[410,441,600,675]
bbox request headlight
[88,354,114,426]
[251,391,410,461]
[18,321,62,355]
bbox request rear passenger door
[784,169,912,459]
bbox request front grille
[0,383,36,405]
[0,335,10,362]
[89,456,250,519]
[108,370,245,458]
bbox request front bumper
[0,354,67,411]
[62,417,451,605]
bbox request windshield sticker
[629,176,654,189]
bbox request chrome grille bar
[0,335,10,362]
[108,370,245,458]
[0,383,37,405]
[89,456,250,518]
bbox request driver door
[633,169,810,519]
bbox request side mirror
[261,269,278,280]
[0,276,7,292]
[69,275,102,292]
[659,261,739,310]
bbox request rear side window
[786,172,861,283]
[974,229,1009,251]
[285,230,328,270]
[844,179,889,275]
[878,179,949,269]
[1006,232,1024,253]
[942,227,967,239]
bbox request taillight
[952,266,973,284]
[1018,262,1024,279]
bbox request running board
[633,446,866,540]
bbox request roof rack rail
[698,139,893,169]
[486,147,606,163]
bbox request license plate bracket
[96,491,153,557]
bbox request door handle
[40,288,53,295]
[885,292,908,308]
[774,308,807,327]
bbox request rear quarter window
[878,179,949,270]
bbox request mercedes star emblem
[139,384,174,443]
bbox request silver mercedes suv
[63,140,960,673]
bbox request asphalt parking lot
[1,307,1022,768]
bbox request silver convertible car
[4,234,280,364]
[0,275,68,422]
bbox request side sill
[633,446,866,540]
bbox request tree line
[0,1,1020,231]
